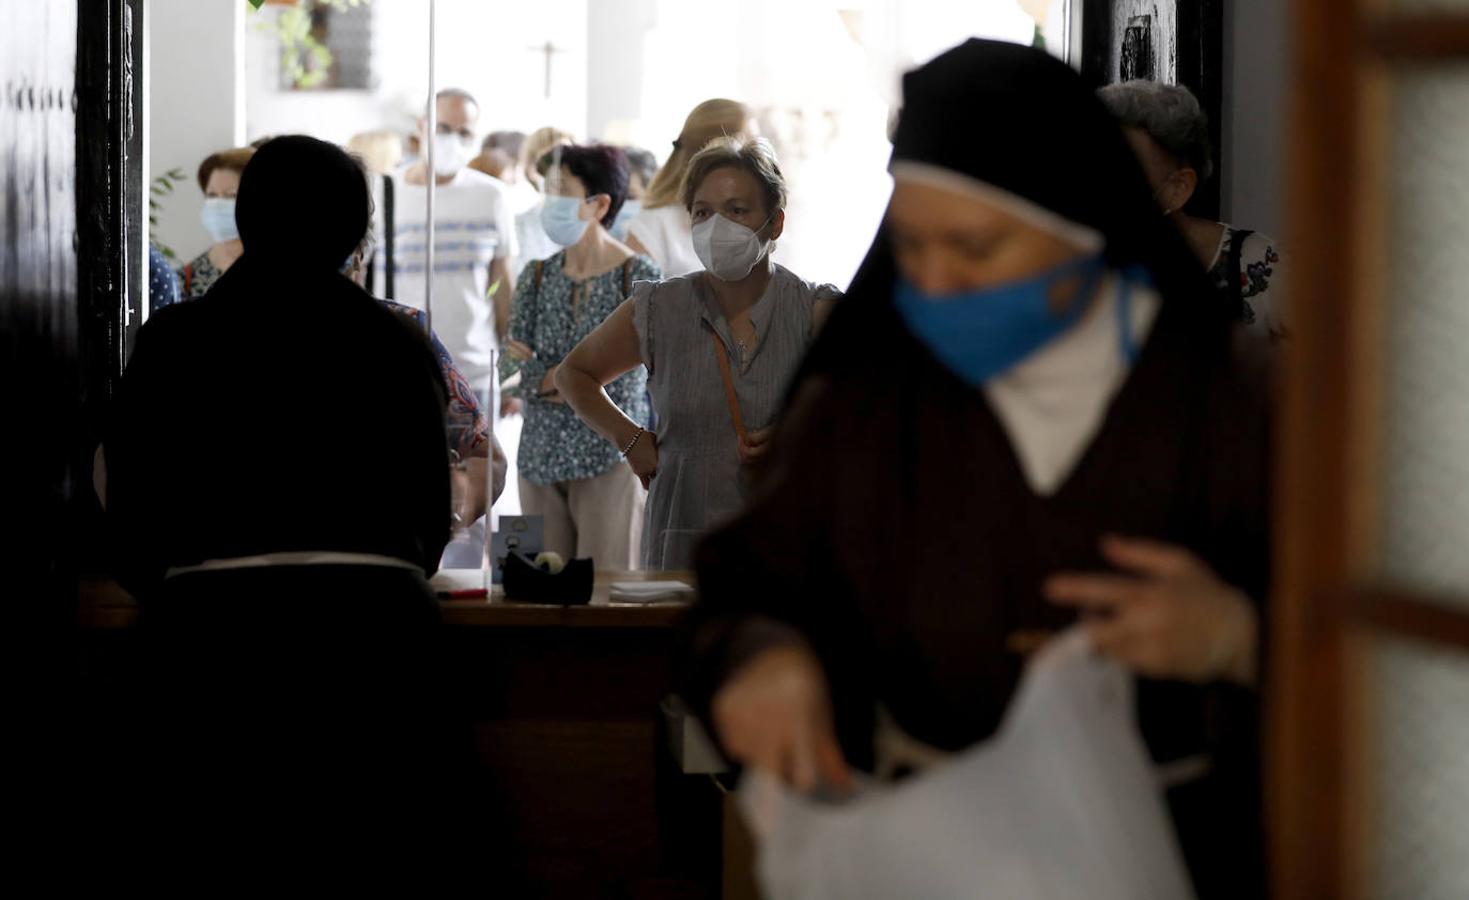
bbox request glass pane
[1377,64,1469,604]
[1369,635,1469,899]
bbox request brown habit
[683,295,1272,899]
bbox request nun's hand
[1044,536,1259,686]
[737,426,775,466]
[505,340,535,362]
[712,644,853,795]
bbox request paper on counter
[429,568,489,593]
[609,581,696,604]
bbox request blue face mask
[893,254,1108,386]
[200,197,239,244]
[541,194,592,247]
[610,199,641,240]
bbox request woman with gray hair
[556,136,840,570]
[1100,80,1287,339]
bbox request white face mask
[692,213,773,281]
[430,132,475,177]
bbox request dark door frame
[1080,0,1225,221]
[76,0,144,428]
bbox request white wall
[148,0,245,264]
[243,0,424,146]
[244,0,588,149]
[1221,0,1287,239]
[586,0,652,143]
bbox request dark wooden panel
[1176,0,1224,221]
[2,0,93,861]
[76,575,690,630]
[1,2,82,574]
[76,576,723,899]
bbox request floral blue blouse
[505,251,660,486]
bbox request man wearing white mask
[383,88,519,402]
[556,136,840,570]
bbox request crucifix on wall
[528,39,567,98]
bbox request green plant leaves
[148,166,190,264]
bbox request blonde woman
[345,129,404,176]
[624,99,755,276]
[558,136,839,570]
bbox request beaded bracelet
[621,426,646,457]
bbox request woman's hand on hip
[536,366,566,404]
[712,644,852,795]
[626,429,658,490]
[1044,535,1260,686]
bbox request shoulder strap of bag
[622,257,634,297]
[709,330,749,444]
[1226,227,1254,318]
[535,259,544,297]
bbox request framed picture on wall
[1080,0,1224,218]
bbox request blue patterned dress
[506,252,661,486]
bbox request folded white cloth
[608,581,696,604]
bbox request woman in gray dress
[558,136,839,570]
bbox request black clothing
[97,137,481,878]
[104,264,450,592]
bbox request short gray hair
[682,136,788,215]
[1098,80,1214,181]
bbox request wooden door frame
[1272,2,1469,898]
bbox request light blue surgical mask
[540,194,592,247]
[200,197,239,244]
[610,199,641,240]
[893,254,1110,387]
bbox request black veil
[803,39,1232,381]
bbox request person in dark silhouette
[103,135,496,878]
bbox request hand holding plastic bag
[738,629,1197,900]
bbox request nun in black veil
[683,41,1271,897]
[102,136,494,875]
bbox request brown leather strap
[709,330,748,444]
[534,259,544,295]
[622,257,633,296]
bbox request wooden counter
[76,571,725,899]
[77,570,696,630]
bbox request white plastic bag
[737,629,1197,900]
